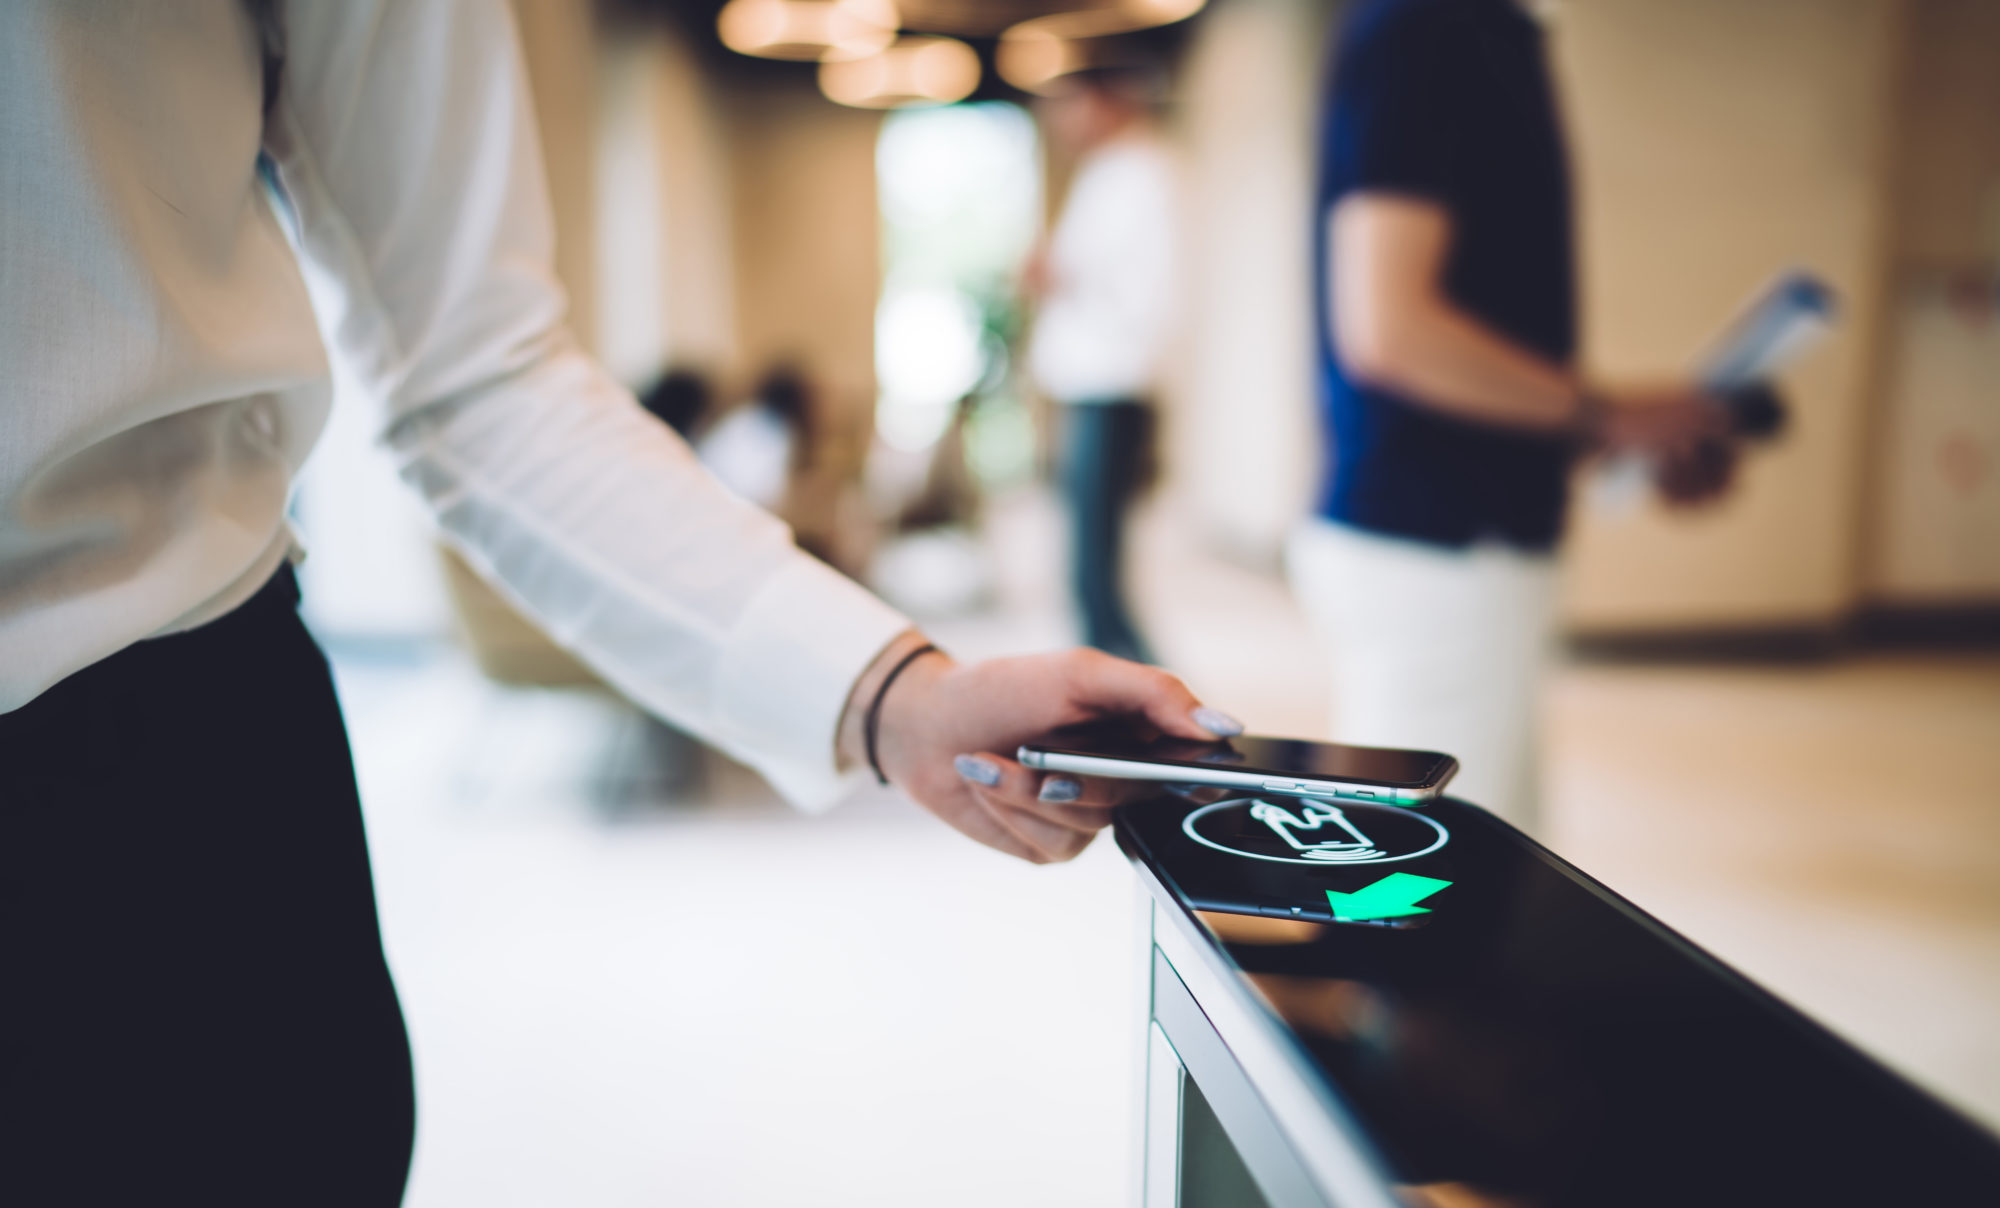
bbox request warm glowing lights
[996,22,1086,94]
[997,0,1207,93]
[819,36,981,109]
[719,0,1208,107]
[716,0,899,63]
[1121,0,1206,26]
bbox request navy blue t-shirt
[1314,0,1576,551]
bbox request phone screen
[1031,721,1453,788]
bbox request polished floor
[333,493,2000,1207]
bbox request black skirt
[1,568,415,1205]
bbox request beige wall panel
[1891,0,2000,270]
[511,0,599,351]
[1869,290,2000,601]
[1555,0,1902,630]
[725,83,882,435]
[1863,0,2000,602]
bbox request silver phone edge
[1017,749,1449,806]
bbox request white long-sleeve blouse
[0,0,910,808]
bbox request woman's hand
[839,634,1242,864]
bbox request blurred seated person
[698,367,867,571]
[1290,0,1736,830]
[1025,64,1181,664]
[638,368,714,438]
[697,367,813,513]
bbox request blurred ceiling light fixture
[1116,0,1207,27]
[996,0,1205,93]
[717,0,899,62]
[995,23,1083,93]
[819,35,981,109]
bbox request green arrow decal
[1324,872,1452,922]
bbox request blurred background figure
[1025,65,1181,664]
[699,365,876,571]
[696,365,814,511]
[637,367,715,438]
[1291,0,1733,830]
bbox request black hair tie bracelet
[866,643,939,786]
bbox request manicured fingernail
[954,754,1002,787]
[1192,706,1244,737]
[1038,777,1082,803]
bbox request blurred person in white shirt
[0,3,1242,1201]
[1026,66,1181,665]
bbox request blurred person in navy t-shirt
[1291,0,1736,829]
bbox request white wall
[593,39,672,386]
[1169,0,1334,563]
[592,24,743,385]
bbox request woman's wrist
[835,630,952,780]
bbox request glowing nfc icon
[1182,797,1449,867]
[1251,800,1383,863]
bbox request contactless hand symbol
[1182,797,1450,867]
[1250,799,1380,862]
[1323,872,1452,922]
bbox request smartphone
[1017,721,1457,805]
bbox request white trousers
[1286,519,1558,832]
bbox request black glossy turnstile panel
[1118,795,2000,1206]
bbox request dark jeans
[1060,399,1154,664]
[1,568,415,1206]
